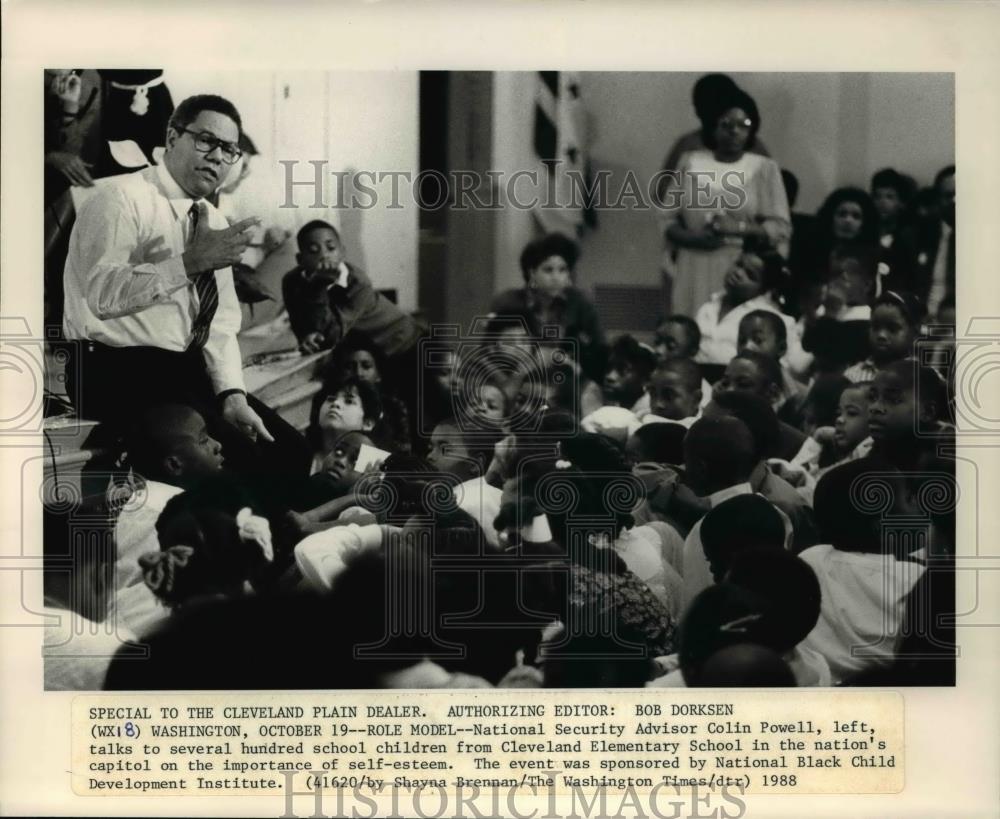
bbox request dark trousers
[65,341,311,488]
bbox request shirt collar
[707,481,752,507]
[135,479,185,513]
[155,161,199,220]
[840,304,872,321]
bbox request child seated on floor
[801,250,877,374]
[653,314,713,408]
[782,378,871,489]
[737,309,807,415]
[650,549,828,687]
[799,462,927,683]
[425,418,505,546]
[653,583,796,688]
[118,476,279,638]
[843,289,924,383]
[114,404,226,596]
[713,350,807,461]
[281,219,422,358]
[603,334,658,416]
[305,376,382,475]
[644,357,704,426]
[324,331,412,453]
[701,390,818,551]
[694,235,795,366]
[865,358,951,469]
[699,494,785,582]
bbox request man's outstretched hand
[222,392,274,443]
[183,202,260,276]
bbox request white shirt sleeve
[70,184,190,320]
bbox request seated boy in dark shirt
[281,220,422,359]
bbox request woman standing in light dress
[662,88,791,319]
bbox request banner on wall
[532,70,597,238]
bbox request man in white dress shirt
[62,94,309,477]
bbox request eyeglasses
[718,117,753,131]
[175,127,243,165]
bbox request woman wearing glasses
[660,87,791,318]
[62,94,312,483]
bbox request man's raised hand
[183,202,260,277]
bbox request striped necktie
[187,203,219,351]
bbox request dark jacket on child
[282,262,423,358]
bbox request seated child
[654,314,700,361]
[800,462,927,683]
[326,332,412,453]
[645,357,703,426]
[115,404,225,594]
[305,377,382,476]
[295,429,377,512]
[281,219,422,357]
[678,416,760,606]
[725,550,830,686]
[426,419,505,546]
[702,390,818,551]
[653,583,796,688]
[713,351,807,461]
[694,236,793,366]
[844,289,924,383]
[119,477,277,637]
[603,334,658,416]
[801,251,876,373]
[737,309,808,413]
[699,494,785,582]
[653,314,712,407]
[866,358,950,469]
[787,378,871,490]
[626,420,687,469]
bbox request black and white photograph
[37,68,959,691]
[5,3,1000,817]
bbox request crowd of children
[46,116,957,692]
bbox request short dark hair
[871,167,915,201]
[296,220,341,249]
[701,495,786,581]
[126,403,203,479]
[739,309,787,345]
[684,416,758,485]
[711,389,782,460]
[607,335,657,379]
[727,550,822,649]
[658,314,701,357]
[656,357,702,392]
[519,233,579,282]
[631,422,686,465]
[168,94,242,138]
